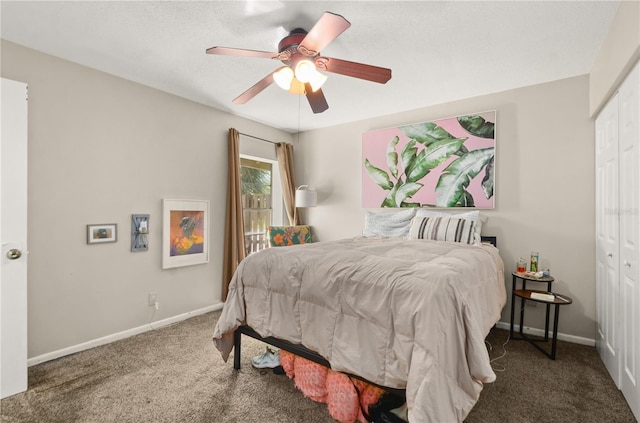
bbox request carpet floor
[1,310,636,423]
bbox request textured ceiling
[1,1,621,133]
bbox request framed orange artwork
[162,199,209,269]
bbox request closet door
[595,91,620,387]
[618,61,639,419]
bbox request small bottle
[530,251,539,272]
[517,258,526,273]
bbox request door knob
[6,249,22,260]
[624,260,631,267]
[607,252,613,257]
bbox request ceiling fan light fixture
[308,70,328,92]
[288,78,306,95]
[294,59,316,83]
[207,12,390,113]
[273,66,294,90]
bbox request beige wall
[1,40,292,358]
[590,0,640,116]
[296,75,596,341]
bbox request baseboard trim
[28,302,225,367]
[28,308,594,366]
[495,321,595,346]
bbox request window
[240,156,282,255]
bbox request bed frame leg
[233,329,241,370]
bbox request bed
[213,214,506,423]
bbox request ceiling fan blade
[305,84,329,114]
[233,72,275,104]
[298,12,351,56]
[206,46,279,59]
[315,57,392,84]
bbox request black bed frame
[232,236,497,396]
[233,325,406,396]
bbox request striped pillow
[408,216,477,245]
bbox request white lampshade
[273,66,294,90]
[295,185,317,208]
[294,59,316,83]
[307,69,328,92]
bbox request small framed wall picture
[87,223,117,244]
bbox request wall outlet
[148,292,158,306]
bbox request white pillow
[363,208,417,238]
[408,215,477,245]
[414,209,486,245]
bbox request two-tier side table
[509,272,573,360]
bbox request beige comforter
[213,237,506,422]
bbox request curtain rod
[239,132,278,145]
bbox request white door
[0,78,28,398]
[595,90,620,387]
[618,61,639,419]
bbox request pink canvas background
[362,111,495,208]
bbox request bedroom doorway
[1,78,28,398]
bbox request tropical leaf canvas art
[362,111,496,208]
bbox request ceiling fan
[206,11,392,114]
